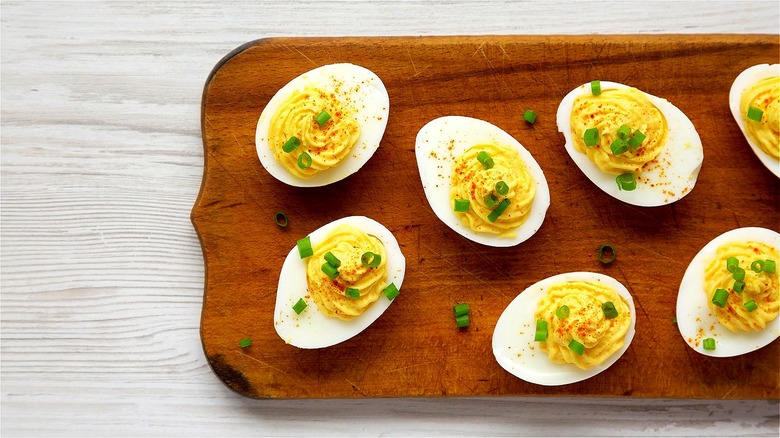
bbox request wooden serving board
[193,35,780,399]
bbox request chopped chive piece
[345,287,360,299]
[455,314,470,328]
[453,303,470,317]
[764,260,776,273]
[702,338,716,351]
[453,198,470,212]
[583,127,600,147]
[751,260,765,273]
[602,301,619,319]
[733,280,745,293]
[487,199,510,223]
[282,136,301,153]
[744,300,758,312]
[484,193,499,208]
[732,267,746,281]
[747,105,764,122]
[616,173,637,191]
[568,339,585,355]
[536,319,549,332]
[297,236,313,258]
[274,211,288,227]
[361,252,381,268]
[523,109,537,124]
[711,288,729,307]
[597,244,616,264]
[293,298,307,314]
[617,125,632,140]
[495,180,509,196]
[315,109,331,126]
[324,252,341,269]
[556,305,570,319]
[610,138,629,155]
[628,130,646,149]
[672,317,678,324]
[297,152,312,169]
[477,151,494,169]
[239,338,252,348]
[534,330,548,342]
[321,262,339,280]
[726,256,739,273]
[590,80,602,95]
[383,283,399,300]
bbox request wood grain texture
[195,35,779,399]
[2,1,780,436]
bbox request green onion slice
[477,151,494,169]
[453,303,470,317]
[764,259,776,273]
[487,199,510,223]
[239,338,252,348]
[744,300,758,312]
[597,244,616,264]
[732,267,746,281]
[361,252,381,268]
[751,260,765,273]
[610,138,629,155]
[617,125,631,140]
[602,301,618,319]
[523,109,537,124]
[711,288,729,307]
[616,173,637,191]
[536,319,549,332]
[282,136,301,153]
[583,127,599,147]
[297,152,312,169]
[297,236,313,259]
[455,314,470,328]
[495,181,509,196]
[293,298,307,315]
[274,211,288,227]
[556,305,570,319]
[484,193,500,208]
[315,109,331,126]
[345,287,360,299]
[568,339,585,355]
[324,251,341,269]
[747,105,764,122]
[726,256,739,273]
[628,130,646,149]
[591,80,602,95]
[702,337,716,351]
[383,283,399,300]
[321,262,339,280]
[453,198,470,212]
[733,280,745,293]
[534,330,548,342]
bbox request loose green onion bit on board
[239,338,252,348]
[598,244,617,264]
[523,109,537,124]
[583,127,599,147]
[616,173,637,191]
[455,314,470,328]
[453,303,470,318]
[568,339,585,355]
[282,136,301,153]
[711,288,729,307]
[702,338,716,351]
[453,198,470,212]
[293,298,307,315]
[383,283,399,300]
[747,105,764,122]
[477,151,494,169]
[744,300,758,312]
[274,211,288,227]
[297,236,313,258]
[315,110,331,126]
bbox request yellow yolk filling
[450,143,535,238]
[570,87,668,175]
[740,76,780,160]
[535,281,631,370]
[704,241,779,332]
[269,85,360,178]
[306,224,387,321]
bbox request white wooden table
[2,1,779,436]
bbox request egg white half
[556,81,703,207]
[415,116,550,247]
[728,64,780,179]
[256,63,389,187]
[676,227,780,357]
[492,272,636,386]
[273,216,406,349]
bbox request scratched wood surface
[194,35,780,399]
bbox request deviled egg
[493,272,636,386]
[256,63,389,187]
[274,216,405,348]
[415,116,550,247]
[729,64,780,178]
[557,81,703,206]
[676,227,779,357]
